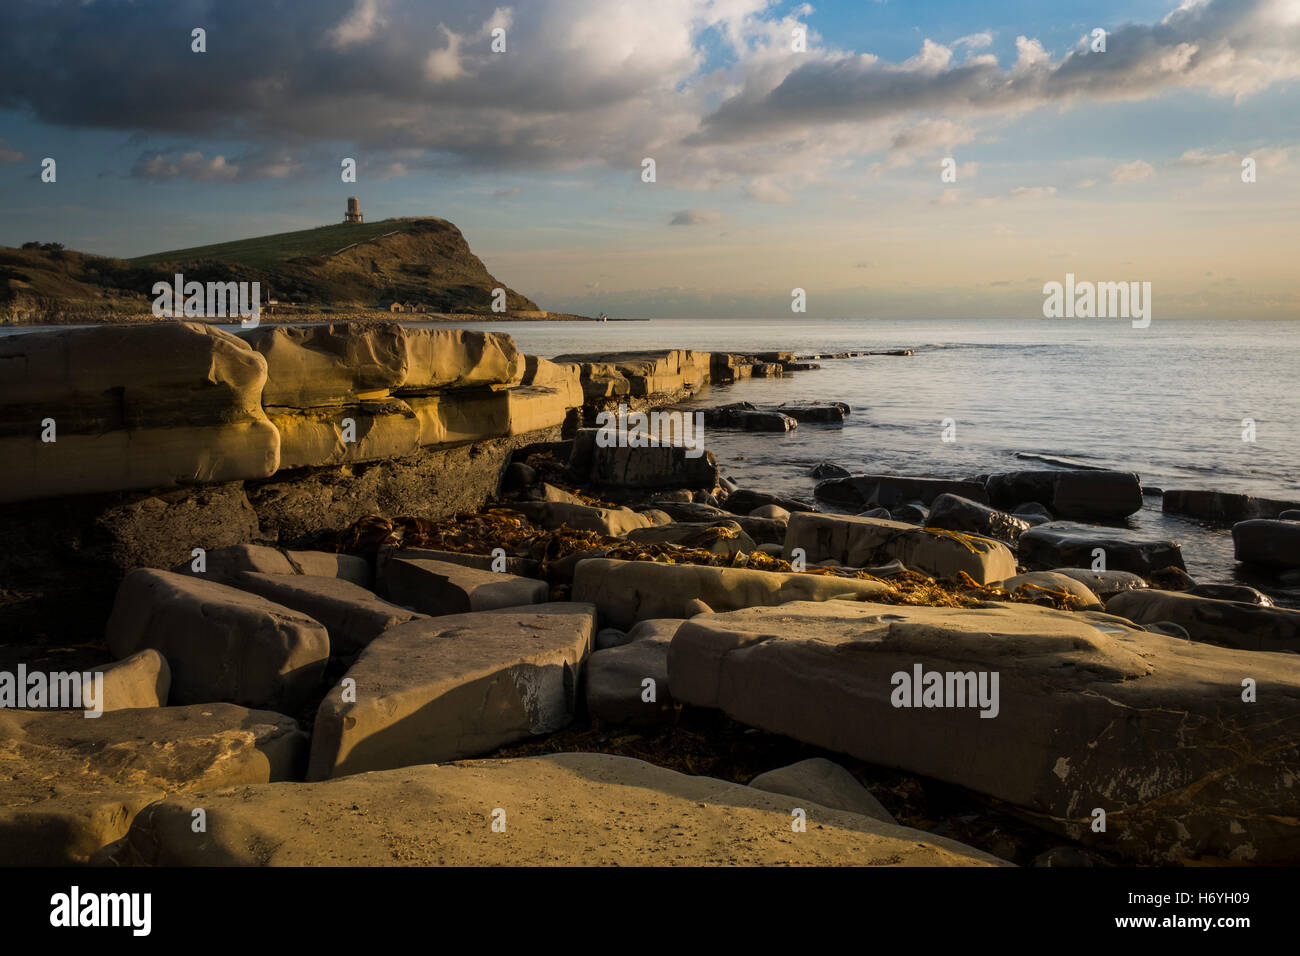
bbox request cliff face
[0,218,538,320]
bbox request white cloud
[328,0,387,49]
[1111,160,1156,183]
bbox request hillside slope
[1,217,538,321]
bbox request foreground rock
[0,704,306,865]
[669,600,1300,863]
[985,470,1143,520]
[114,753,1003,866]
[784,513,1016,584]
[99,649,171,710]
[571,558,894,629]
[1019,522,1184,575]
[1106,589,1300,653]
[994,572,1102,608]
[1233,519,1300,570]
[1051,568,1148,602]
[180,543,372,588]
[512,500,652,536]
[106,569,330,712]
[749,758,894,824]
[308,603,594,779]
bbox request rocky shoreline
[2,320,1298,867]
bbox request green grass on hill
[129,218,425,269]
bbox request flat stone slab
[308,603,595,779]
[382,556,549,615]
[1164,489,1300,524]
[112,753,1004,866]
[1019,522,1185,575]
[378,547,540,579]
[1050,568,1148,601]
[233,572,424,657]
[572,557,896,629]
[1106,588,1300,653]
[783,512,1016,584]
[106,568,330,712]
[669,600,1300,863]
[1233,519,1300,569]
[0,703,306,865]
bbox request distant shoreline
[0,309,650,327]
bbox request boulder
[513,500,652,537]
[735,515,788,546]
[0,323,280,503]
[586,619,684,725]
[669,599,1300,864]
[993,572,1102,608]
[722,489,813,515]
[178,543,372,588]
[815,475,988,511]
[99,649,171,711]
[398,327,522,392]
[0,703,305,865]
[232,572,424,658]
[1050,568,1148,602]
[748,758,895,825]
[626,520,757,557]
[569,429,719,490]
[105,569,330,712]
[1233,519,1300,570]
[382,556,548,616]
[571,557,894,629]
[810,462,851,480]
[985,470,1143,520]
[777,404,848,424]
[784,513,1016,584]
[1019,522,1184,575]
[1106,589,1300,653]
[701,403,797,432]
[1163,489,1300,524]
[750,504,791,520]
[927,494,1031,543]
[308,603,595,779]
[890,503,929,524]
[113,752,1003,866]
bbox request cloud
[954,32,993,50]
[0,139,24,163]
[130,148,300,183]
[669,208,723,225]
[1009,185,1057,200]
[744,177,793,203]
[1111,159,1155,182]
[328,0,387,49]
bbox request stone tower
[344,197,363,223]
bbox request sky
[0,0,1297,319]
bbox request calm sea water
[7,317,1298,591]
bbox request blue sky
[0,0,1296,318]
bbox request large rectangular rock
[382,556,549,615]
[783,512,1016,584]
[0,703,305,865]
[814,475,989,510]
[1233,519,1300,570]
[569,428,719,490]
[571,557,895,629]
[1106,588,1300,653]
[1019,522,1184,575]
[1164,489,1300,524]
[240,322,406,407]
[669,600,1300,864]
[268,399,421,468]
[232,571,424,657]
[398,328,522,392]
[522,355,583,408]
[180,543,372,588]
[985,470,1143,520]
[0,323,280,502]
[106,568,330,712]
[307,603,595,779]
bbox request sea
[5,316,1297,595]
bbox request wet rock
[723,488,814,515]
[700,403,797,432]
[1188,584,1272,606]
[778,404,848,424]
[1012,502,1054,525]
[1282,510,1300,521]
[1051,568,1148,602]
[1149,566,1196,591]
[985,470,1143,520]
[0,703,305,864]
[1019,522,1185,575]
[106,568,330,712]
[858,507,892,519]
[815,475,989,510]
[890,502,929,524]
[784,513,1016,584]
[308,603,595,778]
[810,462,851,480]
[571,557,895,629]
[1233,519,1300,570]
[1163,489,1300,524]
[382,556,548,616]
[1106,589,1300,653]
[928,494,1031,543]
